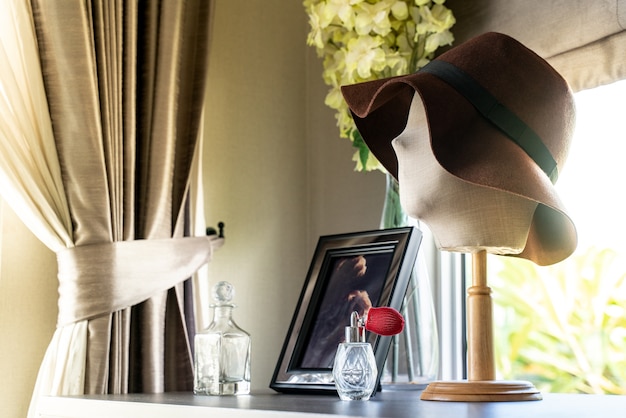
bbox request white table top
[39,390,626,418]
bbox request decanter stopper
[212,280,234,305]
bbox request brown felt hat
[341,32,577,265]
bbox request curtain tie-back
[56,236,224,327]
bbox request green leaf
[351,129,369,171]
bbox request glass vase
[380,173,439,389]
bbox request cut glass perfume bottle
[332,312,378,401]
[194,281,251,395]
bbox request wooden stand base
[421,253,542,402]
[420,380,542,402]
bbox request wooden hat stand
[420,250,542,402]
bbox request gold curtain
[30,0,214,392]
[1,1,217,416]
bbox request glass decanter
[194,281,251,395]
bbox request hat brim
[341,71,577,266]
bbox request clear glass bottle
[332,312,378,401]
[194,281,251,395]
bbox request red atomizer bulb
[364,306,405,336]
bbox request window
[490,79,626,394]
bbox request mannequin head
[393,94,538,255]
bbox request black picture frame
[270,227,422,395]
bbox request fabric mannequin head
[392,94,538,254]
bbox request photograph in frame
[270,227,422,394]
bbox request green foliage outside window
[490,247,626,394]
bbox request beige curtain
[0,1,218,416]
[446,0,626,92]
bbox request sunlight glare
[556,79,626,252]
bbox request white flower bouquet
[304,0,455,171]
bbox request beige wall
[0,0,385,415]
[201,0,384,393]
[0,201,58,418]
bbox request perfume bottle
[194,281,251,395]
[333,311,378,401]
[333,307,405,401]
